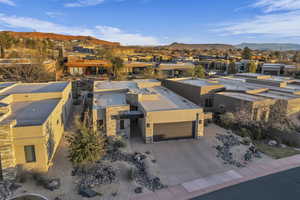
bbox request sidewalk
[131,154,300,200]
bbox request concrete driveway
[129,124,233,186]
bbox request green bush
[241,137,251,145]
[16,168,30,183]
[31,171,48,186]
[219,112,235,128]
[113,139,127,149]
[239,128,251,138]
[128,167,136,181]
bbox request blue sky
[0,0,300,45]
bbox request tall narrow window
[24,145,36,163]
[120,120,125,130]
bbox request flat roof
[256,91,300,100]
[133,79,160,83]
[94,81,138,91]
[0,82,16,89]
[218,92,267,102]
[217,77,300,94]
[216,78,262,91]
[159,63,194,70]
[286,84,300,90]
[93,91,127,108]
[140,86,199,112]
[179,79,220,87]
[235,73,270,77]
[0,82,69,96]
[0,98,60,126]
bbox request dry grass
[255,142,300,159]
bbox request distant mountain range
[1,31,120,46]
[166,42,234,50]
[235,43,300,51]
[164,42,300,51]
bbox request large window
[24,145,36,163]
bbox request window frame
[24,145,36,163]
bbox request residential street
[192,167,300,200]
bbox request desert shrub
[219,112,235,128]
[252,128,264,140]
[128,167,136,181]
[113,139,127,149]
[16,166,31,183]
[31,171,48,186]
[241,137,252,145]
[66,115,107,166]
[238,128,251,138]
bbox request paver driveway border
[131,154,300,200]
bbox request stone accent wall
[105,106,130,137]
[0,124,16,180]
[145,136,153,144]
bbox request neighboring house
[0,81,72,181]
[92,79,204,143]
[162,74,300,120]
[157,62,195,78]
[261,63,297,76]
[261,63,285,76]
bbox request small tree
[242,47,252,60]
[110,57,124,79]
[267,100,293,130]
[193,65,206,78]
[227,61,237,74]
[0,62,55,82]
[66,116,106,166]
[142,67,156,79]
[248,61,257,73]
[220,112,235,127]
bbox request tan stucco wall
[162,80,202,105]
[93,105,130,137]
[0,82,72,177]
[142,108,204,143]
[286,98,300,115]
[214,93,275,121]
[162,79,224,111]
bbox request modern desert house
[0,81,72,180]
[162,74,300,121]
[92,79,204,143]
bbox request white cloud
[95,25,160,45]
[217,0,300,40]
[64,0,105,7]
[0,14,95,36]
[0,0,15,6]
[0,13,160,45]
[219,11,300,37]
[253,0,300,12]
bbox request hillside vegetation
[167,42,234,50]
[1,31,120,46]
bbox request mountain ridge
[235,43,300,51]
[1,31,120,46]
